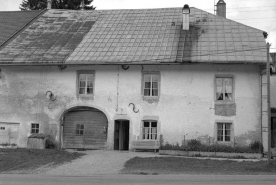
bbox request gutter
[0,61,268,66]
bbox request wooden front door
[63,108,108,149]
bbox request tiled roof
[0,10,44,48]
[0,8,267,65]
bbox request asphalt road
[1,174,276,185]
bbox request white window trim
[215,121,234,143]
[214,74,235,103]
[77,70,95,98]
[141,120,159,140]
[142,71,161,101]
[31,123,40,134]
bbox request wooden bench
[132,140,160,152]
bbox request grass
[0,148,85,173]
[121,157,276,175]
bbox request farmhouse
[0,1,271,151]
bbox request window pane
[225,136,230,141]
[80,130,84,135]
[217,135,223,141]
[145,82,151,88]
[144,75,151,82]
[79,88,85,94]
[79,74,86,81]
[144,122,149,127]
[80,124,84,129]
[87,88,93,94]
[152,75,159,83]
[87,81,93,88]
[225,93,232,100]
[79,81,86,88]
[152,89,158,96]
[76,130,79,135]
[216,92,223,100]
[152,82,158,88]
[144,89,150,96]
[151,128,157,134]
[217,123,223,129]
[87,74,93,81]
[225,124,231,130]
[151,122,157,127]
[76,124,80,130]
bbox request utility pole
[267,42,271,163]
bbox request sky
[0,0,275,52]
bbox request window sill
[215,101,235,105]
[142,96,159,103]
[77,95,94,99]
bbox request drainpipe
[47,0,52,9]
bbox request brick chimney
[47,0,52,9]
[216,0,226,18]
[182,4,190,30]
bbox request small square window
[75,124,85,135]
[77,71,95,96]
[31,123,39,134]
[142,121,158,140]
[215,76,233,101]
[0,127,5,130]
[217,122,231,142]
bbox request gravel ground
[45,150,160,175]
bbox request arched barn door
[63,107,108,149]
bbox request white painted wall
[0,64,262,149]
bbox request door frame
[114,119,130,150]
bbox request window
[75,124,84,135]
[217,122,231,142]
[216,77,233,101]
[31,123,39,134]
[143,72,160,98]
[142,121,157,140]
[77,71,94,96]
[0,127,5,130]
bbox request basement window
[77,71,95,97]
[75,124,84,135]
[142,121,157,140]
[215,76,234,102]
[217,122,231,142]
[31,123,39,134]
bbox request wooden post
[267,43,271,163]
[208,136,210,146]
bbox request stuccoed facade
[0,64,262,149]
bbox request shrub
[160,141,261,153]
[45,138,56,149]
[250,141,263,153]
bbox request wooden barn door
[63,107,108,149]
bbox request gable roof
[0,10,44,48]
[0,8,267,65]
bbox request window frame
[214,74,235,103]
[76,70,95,98]
[31,123,39,134]
[142,120,158,140]
[75,123,85,136]
[215,121,233,143]
[142,71,161,101]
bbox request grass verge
[0,148,85,173]
[121,156,276,175]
